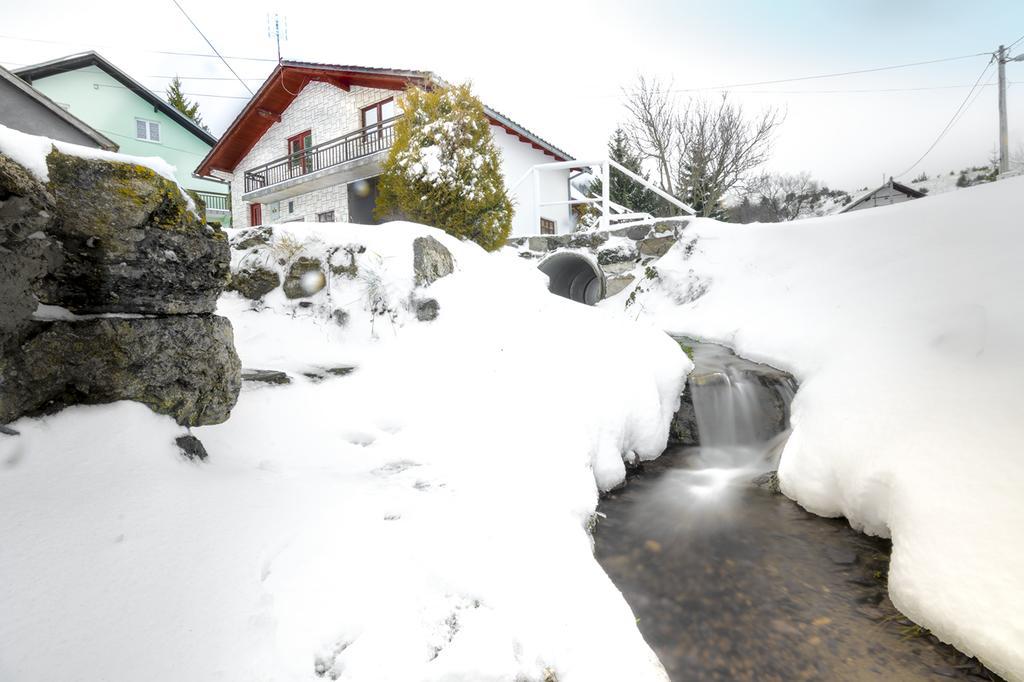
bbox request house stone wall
[231,82,397,228]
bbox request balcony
[194,191,230,213]
[242,116,399,202]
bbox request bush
[375,84,513,251]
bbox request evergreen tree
[375,84,513,251]
[165,76,207,131]
[589,128,666,218]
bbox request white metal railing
[509,158,696,232]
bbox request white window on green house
[135,118,161,142]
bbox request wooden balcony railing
[243,116,400,193]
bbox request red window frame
[287,130,312,174]
[361,98,395,142]
[249,203,262,227]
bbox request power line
[895,56,995,178]
[169,0,254,95]
[0,32,276,62]
[1008,33,1024,51]
[661,52,993,93]
[92,81,250,100]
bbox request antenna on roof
[267,13,288,64]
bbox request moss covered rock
[282,257,325,298]
[0,315,242,426]
[228,266,280,300]
[39,150,230,314]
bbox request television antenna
[267,13,288,63]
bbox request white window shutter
[149,122,161,142]
[136,119,147,139]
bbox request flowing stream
[594,340,999,681]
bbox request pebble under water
[593,342,1001,681]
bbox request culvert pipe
[538,252,606,305]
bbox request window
[249,203,262,227]
[135,118,161,142]
[316,210,335,223]
[540,218,556,235]
[361,98,395,141]
[287,130,313,174]
[288,201,295,214]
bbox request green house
[15,51,231,226]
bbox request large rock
[0,315,241,426]
[231,225,274,250]
[228,265,280,300]
[412,236,454,287]
[282,257,325,298]
[638,236,677,258]
[38,150,230,314]
[0,153,60,352]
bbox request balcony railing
[194,191,230,212]
[244,116,400,193]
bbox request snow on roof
[836,178,926,214]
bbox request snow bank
[611,178,1024,680]
[1,222,689,681]
[0,122,179,182]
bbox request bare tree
[748,172,818,221]
[623,77,784,217]
[623,76,678,194]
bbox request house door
[249,203,262,227]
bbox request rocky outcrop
[413,236,454,287]
[0,146,240,427]
[40,151,229,314]
[1,316,240,426]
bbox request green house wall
[29,65,225,197]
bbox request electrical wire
[895,56,995,178]
[660,52,993,93]
[0,33,276,62]
[168,0,254,95]
[1008,32,1024,51]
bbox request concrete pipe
[538,252,606,305]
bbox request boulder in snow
[228,265,280,300]
[0,315,241,426]
[282,257,326,299]
[412,236,454,287]
[638,236,677,258]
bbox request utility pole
[997,45,1008,174]
[996,44,1024,174]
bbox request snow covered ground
[607,177,1024,680]
[0,223,688,681]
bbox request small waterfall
[678,340,796,473]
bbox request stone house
[195,61,575,236]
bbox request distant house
[195,61,574,236]
[15,52,231,226]
[837,178,925,214]
[0,64,116,151]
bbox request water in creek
[594,341,999,682]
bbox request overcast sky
[3,0,1023,189]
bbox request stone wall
[506,218,691,298]
[0,147,241,427]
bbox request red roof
[196,61,570,177]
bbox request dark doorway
[347,176,382,225]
